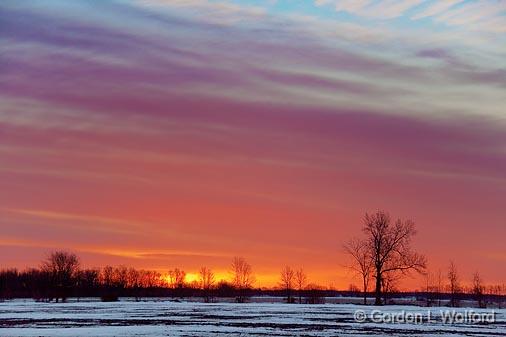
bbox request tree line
[0,254,328,304]
[1,210,504,307]
[421,262,506,308]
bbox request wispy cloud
[316,0,424,18]
[315,0,506,34]
[4,208,147,231]
[433,0,506,32]
[362,0,425,19]
[138,0,267,24]
[411,0,465,20]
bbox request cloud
[416,48,453,60]
[137,0,267,25]
[316,0,373,13]
[315,0,506,34]
[411,0,465,20]
[3,208,146,232]
[1,0,505,147]
[362,0,425,19]
[434,1,506,26]
[316,0,424,18]
[2,2,505,123]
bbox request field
[0,299,505,337]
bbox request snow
[0,299,504,336]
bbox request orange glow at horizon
[2,203,506,290]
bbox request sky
[0,0,505,289]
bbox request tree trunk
[363,278,367,305]
[374,273,382,305]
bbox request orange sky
[1,1,506,290]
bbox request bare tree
[295,268,307,304]
[472,271,485,308]
[279,266,295,303]
[486,284,503,308]
[448,261,460,307]
[79,269,100,289]
[113,265,128,289]
[436,269,443,307]
[423,269,443,307]
[167,268,186,298]
[168,268,186,289]
[41,251,80,302]
[199,267,215,303]
[305,283,325,304]
[349,284,360,294]
[199,267,215,290]
[344,238,373,305]
[139,270,162,288]
[231,257,254,289]
[126,268,141,301]
[231,257,255,303]
[101,266,114,288]
[381,271,400,304]
[126,268,140,289]
[424,271,433,307]
[355,211,426,305]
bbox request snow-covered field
[0,299,505,336]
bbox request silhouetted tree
[436,269,443,307]
[344,238,373,305]
[231,257,254,303]
[126,268,141,301]
[126,268,139,288]
[381,271,400,304]
[113,265,128,290]
[215,280,235,297]
[472,272,485,308]
[423,271,432,306]
[101,266,114,288]
[359,211,426,305]
[0,269,18,299]
[23,268,51,301]
[140,270,162,288]
[100,266,118,301]
[295,268,307,304]
[279,266,295,303]
[423,269,443,307]
[41,251,80,302]
[168,268,186,297]
[486,284,504,308]
[76,268,100,300]
[305,283,325,304]
[199,267,215,303]
[448,261,460,307]
[348,284,360,296]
